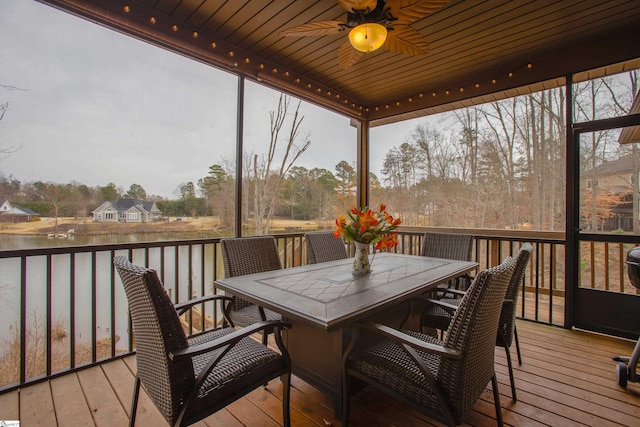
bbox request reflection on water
[0,231,220,250]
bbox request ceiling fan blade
[337,0,378,12]
[338,40,366,69]
[384,25,429,55]
[384,0,450,25]
[279,20,346,37]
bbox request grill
[626,247,640,290]
[613,246,640,388]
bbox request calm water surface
[0,232,220,345]
[0,231,217,250]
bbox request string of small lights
[122,4,534,119]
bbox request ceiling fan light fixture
[348,23,387,53]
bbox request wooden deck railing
[0,228,636,392]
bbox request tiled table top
[215,252,477,331]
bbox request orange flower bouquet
[334,204,401,249]
[334,205,401,275]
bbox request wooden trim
[524,286,565,298]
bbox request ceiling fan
[279,0,450,69]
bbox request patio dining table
[214,252,477,416]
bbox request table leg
[284,320,345,417]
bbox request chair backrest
[113,256,193,425]
[220,236,282,311]
[499,242,534,346]
[305,231,348,264]
[421,232,473,261]
[439,256,516,423]
[220,236,282,277]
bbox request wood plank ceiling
[38,0,640,126]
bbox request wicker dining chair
[305,231,348,264]
[220,236,283,345]
[342,256,516,427]
[421,242,534,401]
[114,256,292,427]
[421,232,474,291]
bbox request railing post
[490,239,500,267]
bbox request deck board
[0,389,19,420]
[76,365,130,427]
[50,373,95,426]
[19,380,56,427]
[2,320,639,426]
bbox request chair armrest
[358,322,461,360]
[174,294,233,316]
[462,272,475,282]
[425,298,459,312]
[169,320,291,361]
[411,296,459,313]
[436,288,467,298]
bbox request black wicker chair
[421,242,534,401]
[220,236,283,345]
[304,231,348,264]
[114,256,292,427]
[421,232,474,291]
[342,257,516,427]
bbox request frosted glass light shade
[348,23,387,53]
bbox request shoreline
[0,216,323,236]
[0,217,222,236]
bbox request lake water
[0,231,218,250]
[0,232,222,348]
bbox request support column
[235,77,244,237]
[564,73,576,329]
[355,118,370,209]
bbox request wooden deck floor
[1,320,639,426]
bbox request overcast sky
[0,0,431,199]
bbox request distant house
[618,90,640,145]
[0,200,41,222]
[583,157,638,194]
[0,200,11,213]
[92,198,162,223]
[582,157,639,231]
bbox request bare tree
[518,88,566,230]
[478,99,522,228]
[454,107,481,185]
[575,78,621,231]
[0,84,26,161]
[29,181,70,231]
[253,95,311,234]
